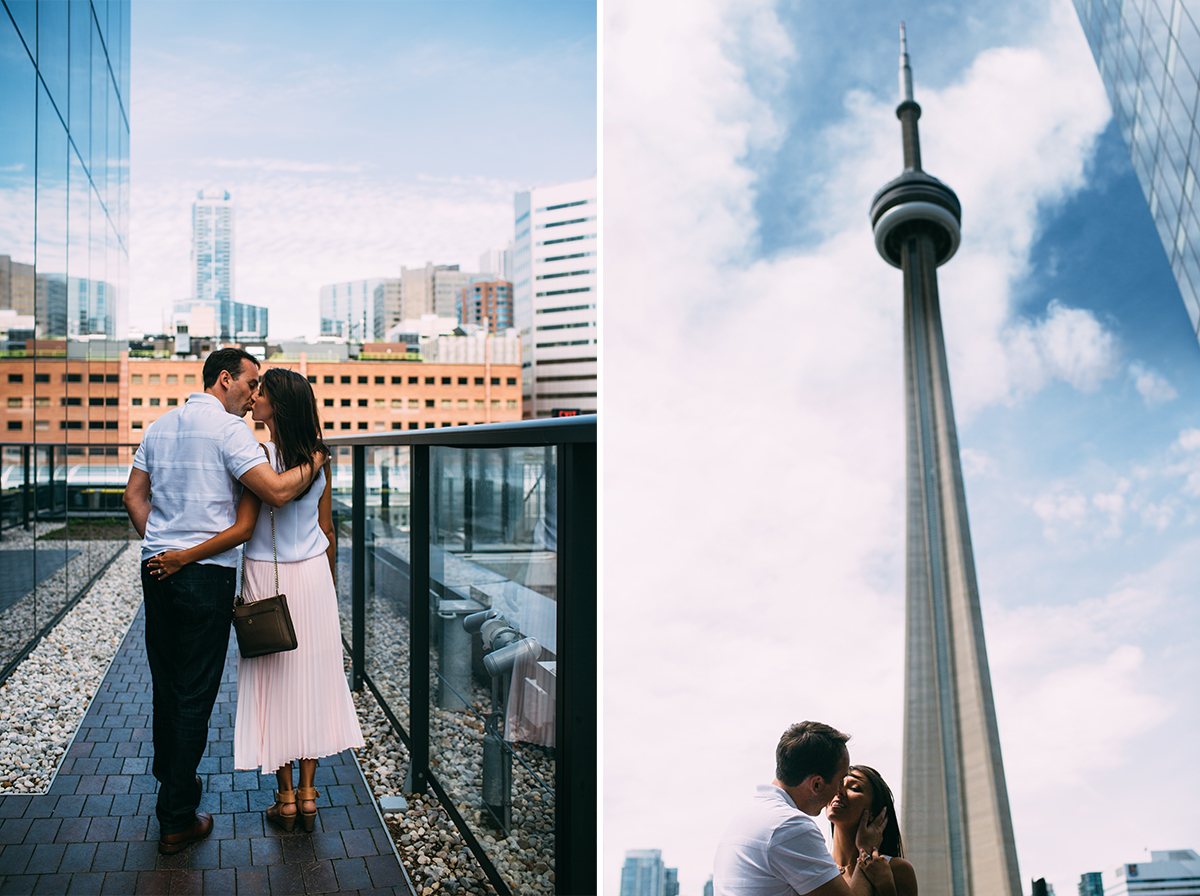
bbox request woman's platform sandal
[296,787,320,833]
[265,789,298,833]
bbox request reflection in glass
[0,4,131,682]
[363,446,412,731]
[68,0,90,169]
[428,446,557,895]
[89,15,106,211]
[38,1,69,116]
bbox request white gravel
[0,539,141,794]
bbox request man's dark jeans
[141,560,236,835]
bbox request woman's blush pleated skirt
[234,554,365,774]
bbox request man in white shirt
[122,347,325,854]
[713,721,885,896]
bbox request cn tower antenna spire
[900,22,913,102]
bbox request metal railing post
[409,444,430,794]
[22,445,31,530]
[554,440,597,895]
[352,445,366,690]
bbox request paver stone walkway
[0,606,415,895]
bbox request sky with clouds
[128,0,596,338]
[604,1,1200,895]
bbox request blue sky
[604,1,1200,894]
[129,0,596,336]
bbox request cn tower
[869,25,1022,896]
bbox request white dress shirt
[713,785,841,896]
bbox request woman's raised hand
[859,850,894,889]
[854,805,887,855]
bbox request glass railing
[0,442,137,682]
[327,416,596,896]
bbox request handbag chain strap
[270,504,279,595]
[237,442,282,603]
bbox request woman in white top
[826,765,918,895]
[150,368,364,833]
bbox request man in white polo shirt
[713,721,885,896]
[122,347,325,854]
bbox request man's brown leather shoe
[158,811,213,855]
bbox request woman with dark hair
[827,765,918,895]
[149,367,364,833]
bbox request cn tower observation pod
[870,166,962,268]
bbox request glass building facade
[320,276,391,342]
[0,0,132,677]
[619,849,667,896]
[1074,0,1200,340]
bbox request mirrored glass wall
[0,1,132,678]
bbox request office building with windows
[1078,870,1103,896]
[512,177,597,418]
[399,262,485,325]
[1074,0,1200,343]
[0,0,132,674]
[1106,850,1200,895]
[459,279,514,333]
[319,277,395,342]
[190,189,268,339]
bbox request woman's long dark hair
[259,367,328,498]
[851,765,903,858]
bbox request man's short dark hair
[776,721,850,787]
[202,348,260,389]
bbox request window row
[126,419,495,433]
[320,421,491,431]
[307,374,517,386]
[7,397,122,407]
[130,373,196,385]
[5,421,119,431]
[321,398,518,410]
[7,373,120,383]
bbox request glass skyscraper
[1074,0,1200,341]
[619,849,666,896]
[189,189,268,339]
[319,276,392,342]
[0,1,132,677]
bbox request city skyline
[128,1,597,339]
[605,1,1200,895]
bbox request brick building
[1,348,521,445]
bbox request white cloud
[192,157,369,174]
[1021,427,1200,543]
[961,447,1000,478]
[1004,300,1120,395]
[1179,427,1200,451]
[986,543,1200,889]
[1031,487,1090,537]
[1130,361,1178,405]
